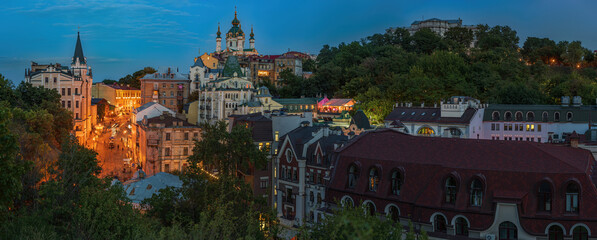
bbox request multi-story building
[92,83,141,113]
[481,96,597,143]
[189,53,222,93]
[197,56,259,124]
[325,128,597,240]
[274,126,348,227]
[139,67,191,113]
[25,32,93,144]
[136,112,200,176]
[384,96,485,138]
[408,18,478,47]
[274,54,303,83]
[246,55,276,85]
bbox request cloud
[14,0,200,46]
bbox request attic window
[146,184,153,190]
[432,113,436,116]
[129,187,136,196]
[421,112,426,116]
[411,112,415,115]
[401,112,405,115]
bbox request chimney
[561,96,570,106]
[569,131,580,148]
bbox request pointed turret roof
[222,56,244,78]
[72,32,86,65]
[250,26,254,40]
[216,23,221,38]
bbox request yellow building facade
[92,83,141,113]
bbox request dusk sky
[1,0,596,83]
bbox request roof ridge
[530,144,586,172]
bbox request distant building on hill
[408,18,478,47]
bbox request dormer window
[347,164,358,189]
[445,176,457,203]
[368,167,379,192]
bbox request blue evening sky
[1,0,595,83]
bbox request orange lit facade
[318,98,355,114]
[92,83,141,113]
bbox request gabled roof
[72,32,86,65]
[351,110,372,129]
[222,56,245,77]
[385,107,477,124]
[192,57,205,68]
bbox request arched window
[565,183,580,213]
[567,112,573,121]
[387,205,399,222]
[341,196,354,207]
[365,201,376,216]
[505,111,513,121]
[572,226,589,240]
[391,170,402,195]
[434,214,447,233]
[417,127,435,136]
[470,179,483,206]
[285,149,293,163]
[368,168,380,192]
[527,112,535,121]
[538,182,552,212]
[542,111,549,122]
[554,112,560,122]
[455,217,469,236]
[347,165,358,189]
[499,221,518,240]
[548,225,564,240]
[492,111,500,121]
[515,112,523,121]
[445,176,457,203]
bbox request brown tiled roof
[385,107,477,124]
[327,129,597,235]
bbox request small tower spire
[216,22,221,38]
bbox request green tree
[412,28,447,54]
[476,25,519,50]
[119,67,157,89]
[0,106,26,218]
[301,204,402,240]
[561,41,586,67]
[444,26,474,50]
[303,58,316,72]
[521,37,558,64]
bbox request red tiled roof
[326,129,597,235]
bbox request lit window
[368,168,379,192]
